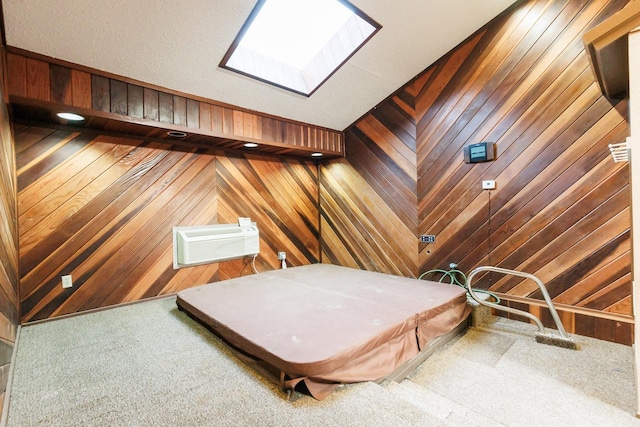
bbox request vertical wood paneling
[91,75,110,112]
[173,96,187,126]
[6,49,344,156]
[127,84,143,118]
[6,53,26,97]
[143,88,159,121]
[70,70,91,109]
[159,92,173,123]
[110,79,127,116]
[25,58,49,101]
[199,102,212,132]
[321,0,632,344]
[186,99,199,128]
[49,65,72,105]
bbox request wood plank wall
[321,0,633,344]
[216,153,320,279]
[0,52,19,412]
[16,125,319,322]
[320,90,418,277]
[5,49,343,157]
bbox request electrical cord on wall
[487,189,492,287]
[278,251,288,269]
[418,185,497,300]
[251,254,260,274]
[251,253,291,274]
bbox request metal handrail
[466,266,570,339]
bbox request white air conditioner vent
[172,220,259,268]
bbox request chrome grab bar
[466,266,570,339]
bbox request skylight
[220,0,380,96]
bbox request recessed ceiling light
[221,0,380,96]
[311,152,323,157]
[167,131,188,138]
[57,112,85,121]
[244,142,259,148]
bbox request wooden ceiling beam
[583,1,640,99]
[3,47,344,160]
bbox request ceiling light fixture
[56,112,85,121]
[311,152,323,158]
[167,131,188,138]
[244,142,259,148]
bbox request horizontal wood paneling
[322,0,632,344]
[16,125,321,322]
[5,49,343,158]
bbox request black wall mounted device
[463,142,495,163]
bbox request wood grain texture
[110,79,127,116]
[5,48,343,157]
[70,70,91,109]
[25,58,49,101]
[49,64,72,105]
[216,152,320,279]
[320,86,418,277]
[16,126,321,322]
[321,0,632,344]
[0,50,19,418]
[91,75,109,112]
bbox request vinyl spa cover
[177,264,470,399]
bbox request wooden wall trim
[495,293,633,323]
[5,48,344,158]
[6,47,333,129]
[583,1,640,98]
[498,296,633,346]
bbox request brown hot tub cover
[176,264,469,399]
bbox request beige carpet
[5,296,640,426]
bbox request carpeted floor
[5,296,640,426]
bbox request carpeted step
[332,381,453,426]
[382,379,502,426]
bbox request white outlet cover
[482,180,496,189]
[62,275,73,288]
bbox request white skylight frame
[220,0,381,97]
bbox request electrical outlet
[482,180,496,190]
[278,251,286,260]
[61,275,73,288]
[420,235,436,243]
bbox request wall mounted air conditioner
[172,218,259,268]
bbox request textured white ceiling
[2,0,516,131]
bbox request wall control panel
[463,142,495,163]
